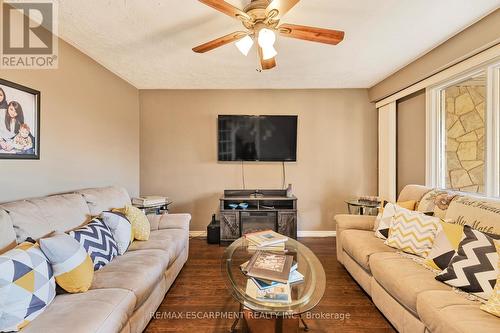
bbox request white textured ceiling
[55,0,499,89]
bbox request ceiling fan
[192,0,345,70]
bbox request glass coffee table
[221,237,326,332]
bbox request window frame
[426,60,500,197]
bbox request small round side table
[345,200,380,216]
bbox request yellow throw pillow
[481,240,500,317]
[378,200,416,215]
[114,205,150,241]
[39,232,94,293]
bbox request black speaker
[207,214,220,244]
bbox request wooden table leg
[280,315,299,333]
[242,309,299,333]
[299,314,309,331]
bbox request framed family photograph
[0,78,40,159]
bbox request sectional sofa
[335,184,500,333]
[0,186,190,333]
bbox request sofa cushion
[128,229,188,265]
[341,229,396,271]
[76,187,131,216]
[370,252,451,315]
[157,213,191,231]
[0,209,16,254]
[30,194,91,232]
[90,249,169,309]
[417,290,500,333]
[397,184,431,203]
[0,201,51,242]
[21,288,135,333]
[445,195,500,235]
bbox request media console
[219,189,297,242]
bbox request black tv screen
[218,115,297,162]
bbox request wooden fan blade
[265,0,300,20]
[198,0,251,22]
[278,23,345,45]
[193,31,247,53]
[257,45,276,70]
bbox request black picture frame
[0,78,40,159]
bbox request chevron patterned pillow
[384,208,440,257]
[436,226,500,300]
[69,218,118,271]
[480,240,500,317]
[374,201,416,239]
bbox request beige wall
[140,89,377,231]
[396,90,426,194]
[0,39,140,202]
[369,9,500,102]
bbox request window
[443,73,487,193]
[427,60,500,197]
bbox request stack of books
[242,260,303,290]
[245,230,288,251]
[131,196,167,207]
[241,248,304,304]
[245,279,291,303]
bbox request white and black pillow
[100,211,132,255]
[375,203,397,239]
[435,225,500,299]
[69,218,118,271]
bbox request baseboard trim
[189,231,336,238]
[189,231,207,237]
[297,231,336,237]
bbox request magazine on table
[132,196,167,206]
[245,279,291,303]
[244,230,288,247]
[247,238,286,252]
[241,260,298,277]
[245,251,294,284]
[251,270,304,290]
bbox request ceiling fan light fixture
[235,35,254,56]
[262,45,277,60]
[257,28,276,49]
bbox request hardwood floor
[145,237,396,333]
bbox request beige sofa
[335,184,500,333]
[0,186,190,333]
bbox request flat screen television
[218,115,297,162]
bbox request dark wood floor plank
[145,237,395,332]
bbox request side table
[345,200,380,215]
[132,201,172,215]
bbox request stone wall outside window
[445,83,485,193]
